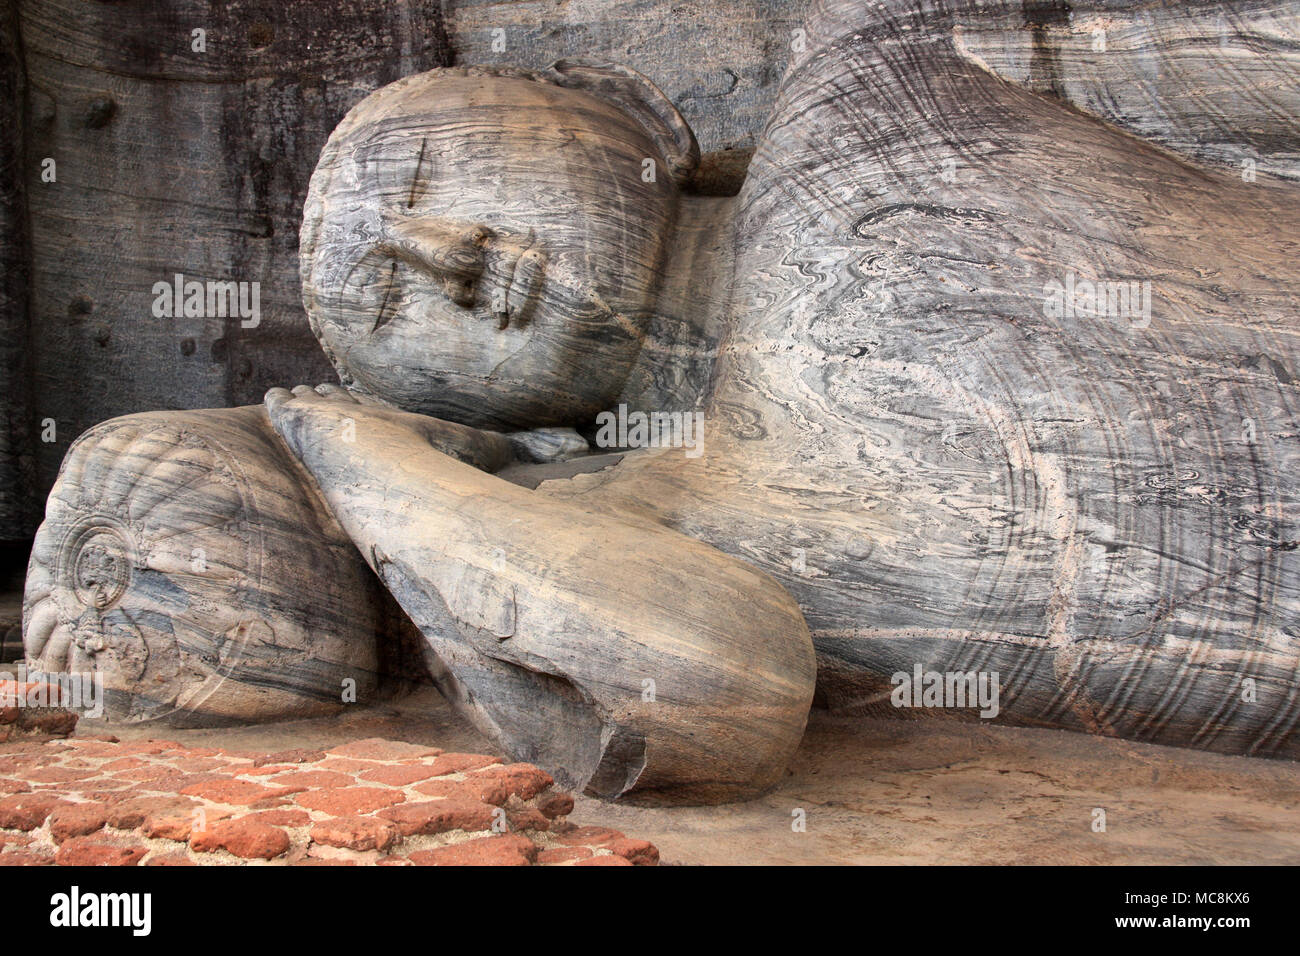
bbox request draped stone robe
[544,0,1300,758]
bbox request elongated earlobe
[543,58,700,189]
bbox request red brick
[473,763,553,801]
[294,858,358,866]
[131,771,228,794]
[415,777,513,806]
[310,815,399,852]
[0,741,53,756]
[55,836,148,866]
[0,792,65,830]
[214,749,265,760]
[294,787,405,816]
[316,757,379,774]
[607,838,658,865]
[112,741,183,756]
[357,764,440,786]
[47,802,108,842]
[326,738,442,761]
[0,756,52,776]
[536,791,574,819]
[111,764,176,783]
[24,766,95,784]
[427,753,503,776]
[407,834,537,867]
[0,680,67,707]
[180,778,302,806]
[506,807,551,832]
[0,847,55,866]
[106,795,198,830]
[537,846,593,864]
[0,777,30,795]
[377,799,497,836]
[61,777,132,795]
[252,808,312,827]
[98,757,148,772]
[61,739,121,757]
[141,804,226,842]
[270,770,357,790]
[575,855,632,866]
[190,817,290,860]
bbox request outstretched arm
[265,384,816,803]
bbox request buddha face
[302,70,682,431]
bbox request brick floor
[0,730,657,866]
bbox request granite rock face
[444,0,809,155]
[16,0,1300,807]
[23,407,394,725]
[9,0,454,527]
[556,0,1300,757]
[1,0,807,531]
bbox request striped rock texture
[300,63,698,432]
[263,386,816,804]
[23,407,392,725]
[537,0,1300,757]
[23,0,1300,807]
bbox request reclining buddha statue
[24,0,1300,803]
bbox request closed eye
[371,261,400,334]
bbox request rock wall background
[444,0,806,154]
[2,0,804,544]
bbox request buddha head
[301,61,698,431]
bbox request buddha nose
[379,214,489,308]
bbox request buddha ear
[543,58,699,189]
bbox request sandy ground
[86,685,1300,866]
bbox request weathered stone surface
[407,833,537,866]
[106,795,198,831]
[22,406,393,725]
[275,0,1300,770]
[189,817,290,860]
[0,735,646,865]
[377,799,496,836]
[19,0,1300,811]
[46,802,107,842]
[309,815,398,852]
[293,786,405,816]
[443,0,802,158]
[12,0,453,514]
[54,835,148,867]
[0,791,64,830]
[265,384,817,802]
[0,4,33,542]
